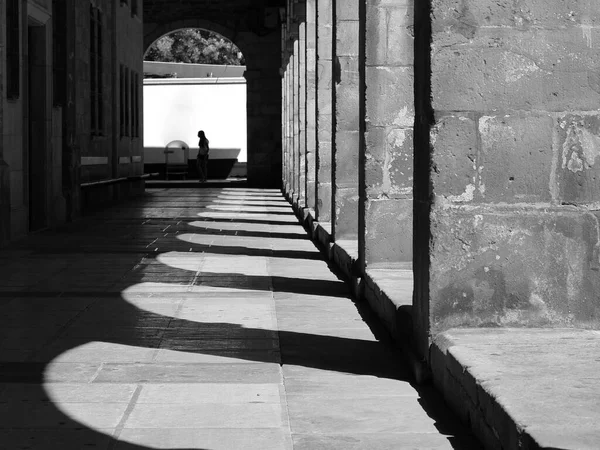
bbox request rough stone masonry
[419,0,600,347]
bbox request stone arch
[143,19,249,58]
[143,19,282,188]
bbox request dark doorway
[27,22,47,232]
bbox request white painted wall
[143,79,247,163]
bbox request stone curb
[431,334,511,450]
[431,329,600,450]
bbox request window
[125,67,130,136]
[7,0,20,100]
[120,67,139,138]
[120,64,125,137]
[134,72,140,137]
[90,5,104,136]
[53,0,67,106]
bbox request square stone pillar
[0,20,9,245]
[298,20,307,207]
[316,0,333,222]
[282,60,290,191]
[292,37,299,202]
[359,0,414,269]
[306,0,317,210]
[331,0,359,240]
[286,49,294,194]
[415,0,600,361]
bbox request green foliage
[145,29,245,65]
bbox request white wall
[144,61,246,79]
[143,80,247,162]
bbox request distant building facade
[0,0,144,246]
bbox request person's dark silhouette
[197,130,210,182]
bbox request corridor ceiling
[143,0,286,34]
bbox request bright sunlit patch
[205,204,291,213]
[211,198,288,206]
[196,211,298,223]
[155,251,205,272]
[175,232,272,250]
[188,220,274,234]
[120,282,192,293]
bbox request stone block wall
[315,0,333,222]
[331,0,360,240]
[360,0,414,268]
[306,0,317,210]
[285,0,600,365]
[415,0,600,353]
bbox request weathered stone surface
[336,21,360,57]
[429,206,600,331]
[316,180,332,222]
[333,131,360,185]
[365,198,412,264]
[431,115,478,199]
[478,114,553,203]
[422,0,600,349]
[432,0,600,28]
[365,66,413,128]
[335,0,358,23]
[365,127,413,196]
[366,5,413,67]
[555,113,600,204]
[333,190,359,239]
[432,28,600,112]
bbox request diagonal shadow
[0,187,480,450]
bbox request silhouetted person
[197,130,210,182]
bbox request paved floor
[0,187,480,449]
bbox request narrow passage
[0,187,479,449]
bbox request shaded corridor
[0,187,479,449]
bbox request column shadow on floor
[0,188,479,449]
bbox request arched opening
[142,28,248,181]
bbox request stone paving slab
[115,429,293,450]
[292,433,459,450]
[0,188,479,449]
[433,328,600,450]
[92,362,283,384]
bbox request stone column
[315,0,333,222]
[243,32,282,188]
[415,0,600,360]
[359,0,413,269]
[287,52,294,194]
[305,0,317,210]
[331,0,359,240]
[0,0,9,245]
[298,18,307,207]
[292,36,299,203]
[282,53,289,191]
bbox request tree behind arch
[145,29,245,65]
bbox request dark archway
[143,28,248,180]
[143,13,282,188]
